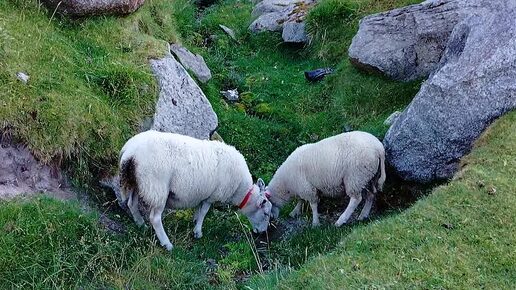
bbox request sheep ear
[257,178,266,192]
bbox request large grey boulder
[41,0,145,17]
[150,50,218,140]
[170,44,212,83]
[348,0,501,81]
[384,4,516,182]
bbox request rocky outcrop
[249,0,315,43]
[348,0,502,81]
[41,0,145,17]
[150,49,218,140]
[170,44,212,83]
[383,2,516,182]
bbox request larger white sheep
[118,130,272,251]
[262,131,386,227]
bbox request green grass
[174,0,422,179]
[2,0,514,288]
[0,0,182,192]
[248,111,516,289]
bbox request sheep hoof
[312,222,320,228]
[163,243,173,251]
[193,231,203,239]
[334,220,346,227]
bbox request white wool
[267,131,386,207]
[118,130,271,250]
[119,130,253,209]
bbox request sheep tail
[119,156,138,203]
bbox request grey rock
[219,25,237,41]
[150,49,218,140]
[348,0,501,81]
[384,4,516,182]
[249,12,285,32]
[41,0,145,17]
[249,0,315,36]
[383,111,402,126]
[282,22,308,43]
[252,0,297,18]
[210,131,225,143]
[170,44,212,83]
[16,72,29,84]
[220,89,239,101]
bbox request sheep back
[269,131,385,199]
[119,130,252,208]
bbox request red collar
[238,187,254,209]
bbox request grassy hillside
[0,0,180,190]
[2,0,514,289]
[1,112,513,289]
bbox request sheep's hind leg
[309,202,320,227]
[289,200,303,218]
[335,195,362,227]
[127,192,145,226]
[358,191,375,221]
[193,201,211,239]
[150,204,173,251]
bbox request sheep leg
[127,191,145,226]
[358,192,374,221]
[309,202,320,227]
[335,195,362,227]
[289,200,303,218]
[193,201,211,239]
[149,204,173,251]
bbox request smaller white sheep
[263,131,386,227]
[118,130,272,251]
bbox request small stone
[282,22,308,43]
[476,180,485,188]
[220,89,239,101]
[441,223,454,229]
[170,44,212,83]
[16,72,29,84]
[210,131,224,143]
[487,186,496,195]
[219,25,237,41]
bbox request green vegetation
[249,111,516,289]
[1,0,514,289]
[0,0,179,190]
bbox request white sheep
[118,130,272,251]
[262,131,386,227]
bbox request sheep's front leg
[335,195,362,227]
[289,200,303,218]
[309,201,320,227]
[150,204,173,251]
[127,192,145,226]
[193,201,211,239]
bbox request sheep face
[240,181,272,233]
